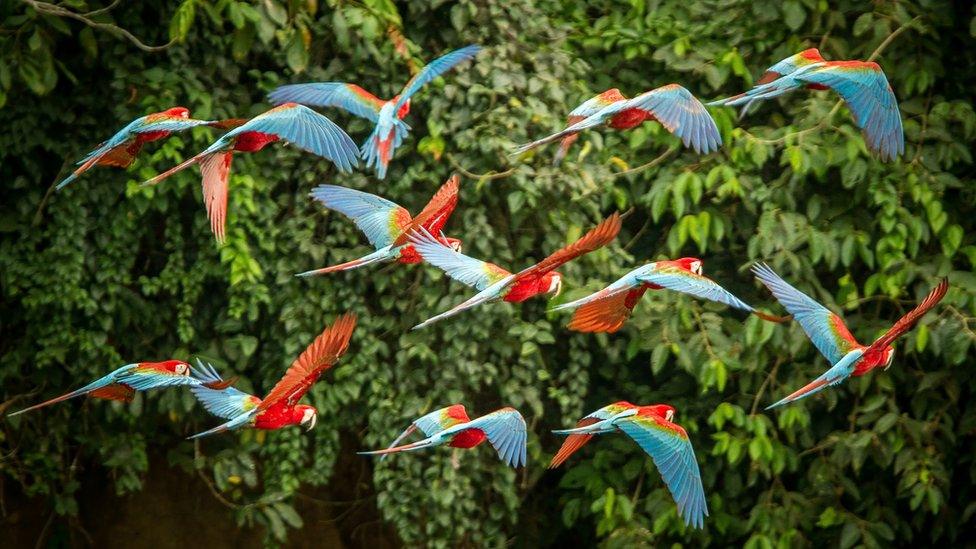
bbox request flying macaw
[187,313,356,438]
[407,212,622,329]
[752,263,948,408]
[512,84,722,164]
[56,107,244,190]
[708,48,904,161]
[297,174,462,277]
[552,403,708,529]
[142,103,359,242]
[358,405,527,468]
[552,258,788,333]
[268,45,482,179]
[7,360,230,416]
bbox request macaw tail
[765,377,831,410]
[361,121,408,180]
[187,412,254,439]
[410,285,505,330]
[548,433,594,469]
[295,248,394,277]
[56,154,103,190]
[357,437,438,457]
[752,310,792,323]
[142,154,203,186]
[552,133,579,166]
[7,376,116,416]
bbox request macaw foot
[451,448,460,470]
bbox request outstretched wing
[626,84,722,153]
[136,116,221,134]
[393,45,482,112]
[637,266,754,312]
[309,185,411,250]
[752,263,859,364]
[457,408,527,468]
[566,287,647,334]
[267,83,384,122]
[391,174,460,247]
[514,212,621,281]
[756,48,826,84]
[233,103,359,172]
[796,62,904,161]
[259,313,357,410]
[615,414,708,529]
[408,228,511,291]
[190,361,261,419]
[119,365,199,391]
[863,279,948,355]
[200,152,233,243]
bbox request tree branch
[22,0,177,53]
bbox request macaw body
[7,360,226,416]
[553,258,786,333]
[552,403,708,529]
[142,103,358,242]
[359,405,527,467]
[297,175,463,277]
[709,48,904,161]
[752,264,948,408]
[269,45,482,179]
[188,314,356,438]
[57,107,243,190]
[514,84,722,165]
[407,212,622,329]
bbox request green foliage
[2,0,975,546]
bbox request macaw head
[145,360,192,376]
[445,237,463,253]
[643,404,677,423]
[392,96,411,119]
[297,405,318,431]
[883,347,895,371]
[675,257,704,276]
[163,107,191,119]
[543,272,563,298]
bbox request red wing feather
[548,417,600,469]
[865,279,948,355]
[259,313,357,410]
[567,287,646,333]
[89,383,136,403]
[516,212,622,280]
[391,174,460,247]
[97,144,141,168]
[200,152,233,242]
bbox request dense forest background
[2,0,975,547]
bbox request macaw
[297,174,462,277]
[56,107,244,190]
[752,263,948,408]
[552,403,708,529]
[142,103,359,242]
[187,313,356,438]
[512,84,722,164]
[268,45,482,179]
[7,360,230,416]
[407,212,622,329]
[552,258,788,333]
[548,401,637,468]
[358,405,527,468]
[708,48,904,161]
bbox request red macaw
[552,403,708,529]
[268,45,482,179]
[753,264,948,408]
[407,212,622,329]
[57,107,243,190]
[187,313,356,437]
[709,48,904,161]
[142,103,359,242]
[297,174,462,277]
[359,405,527,467]
[513,84,722,164]
[552,257,787,333]
[7,360,230,416]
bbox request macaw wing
[637,266,754,312]
[796,62,904,160]
[766,348,864,409]
[864,278,948,356]
[200,152,233,243]
[458,408,527,467]
[136,117,219,133]
[73,118,144,166]
[414,404,471,436]
[190,361,261,419]
[752,263,859,364]
[309,185,411,249]
[549,402,636,468]
[407,228,511,291]
[117,366,200,391]
[566,288,646,333]
[757,48,825,84]
[514,212,621,281]
[393,45,482,111]
[258,313,357,410]
[267,83,384,122]
[512,102,631,155]
[615,415,708,529]
[567,88,628,118]
[626,84,722,154]
[391,174,460,247]
[234,104,359,172]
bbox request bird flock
[13,43,946,530]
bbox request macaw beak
[665,409,674,422]
[305,412,317,432]
[551,277,563,298]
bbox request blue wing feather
[637,266,754,312]
[267,83,384,122]
[309,185,407,249]
[627,84,722,154]
[393,45,482,111]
